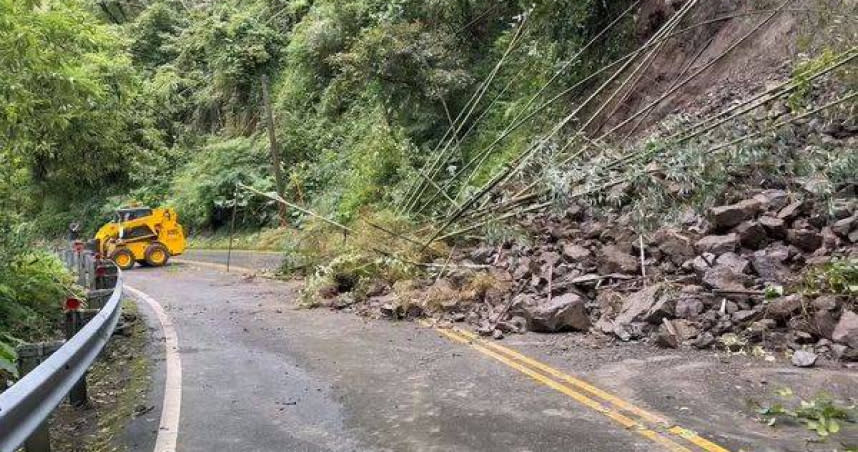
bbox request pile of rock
[390,188,858,366]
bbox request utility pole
[260,74,287,225]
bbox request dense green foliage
[115,0,636,229]
[0,0,638,357]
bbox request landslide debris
[318,186,857,367]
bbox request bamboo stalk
[416,1,644,214]
[238,183,354,233]
[460,90,857,231]
[403,16,530,213]
[596,1,792,141]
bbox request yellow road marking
[433,327,692,452]
[172,258,258,275]
[454,327,668,425]
[669,427,731,452]
[422,320,730,452]
[187,248,286,255]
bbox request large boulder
[695,234,739,255]
[523,293,591,333]
[710,199,761,230]
[613,284,669,327]
[787,229,823,252]
[831,214,856,237]
[736,221,768,249]
[766,294,804,320]
[759,216,787,239]
[832,310,858,349]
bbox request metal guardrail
[0,248,123,452]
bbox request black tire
[111,248,135,271]
[144,243,170,267]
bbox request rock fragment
[791,350,817,368]
[696,234,739,255]
[598,245,638,274]
[787,229,823,252]
[710,199,761,230]
[832,310,858,349]
[523,293,591,333]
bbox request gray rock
[513,257,536,280]
[759,216,787,239]
[736,221,768,249]
[830,198,855,219]
[523,293,591,333]
[778,201,804,220]
[813,310,838,340]
[766,294,804,320]
[645,294,676,324]
[832,214,856,237]
[675,296,705,319]
[832,310,858,349]
[750,250,790,283]
[562,243,591,261]
[811,295,840,312]
[654,322,678,349]
[732,309,758,324]
[716,252,750,274]
[652,229,695,265]
[702,265,749,291]
[748,319,777,338]
[685,253,716,275]
[692,332,716,349]
[710,199,761,229]
[470,246,495,264]
[753,190,789,211]
[613,322,647,342]
[787,229,823,252]
[695,234,739,255]
[598,245,638,274]
[613,284,666,327]
[791,350,818,367]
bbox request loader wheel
[111,248,135,271]
[144,243,170,267]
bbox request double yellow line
[171,258,258,276]
[421,321,730,452]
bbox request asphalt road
[177,249,285,273]
[123,252,858,451]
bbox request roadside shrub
[171,136,276,231]
[0,251,74,377]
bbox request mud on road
[121,256,857,451]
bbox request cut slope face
[600,0,856,136]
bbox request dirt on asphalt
[122,258,857,451]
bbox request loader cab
[115,207,153,223]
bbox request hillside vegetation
[1,1,856,365]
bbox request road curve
[124,257,858,451]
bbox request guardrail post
[17,343,62,452]
[64,310,89,408]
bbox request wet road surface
[123,254,857,451]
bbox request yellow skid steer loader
[93,206,186,270]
